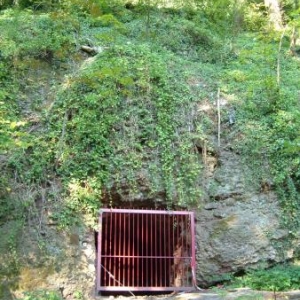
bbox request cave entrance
[96,209,196,293]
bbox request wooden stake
[217,88,221,148]
[277,27,286,86]
[202,140,207,166]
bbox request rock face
[194,149,293,286]
[4,148,299,299]
[12,226,96,300]
[10,149,297,298]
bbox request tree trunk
[264,0,283,30]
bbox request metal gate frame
[96,209,196,292]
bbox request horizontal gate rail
[96,208,196,293]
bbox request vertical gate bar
[144,212,146,287]
[146,212,149,287]
[101,213,104,288]
[162,214,165,287]
[143,210,149,286]
[159,213,162,287]
[181,214,184,287]
[184,255,187,287]
[164,214,167,287]
[133,214,140,286]
[137,213,139,287]
[106,213,109,287]
[156,213,159,287]
[155,211,157,287]
[150,212,152,287]
[147,211,153,286]
[155,215,161,286]
[123,214,130,286]
[176,215,179,287]
[131,213,134,287]
[163,214,166,287]
[127,213,129,287]
[187,214,190,286]
[171,214,174,287]
[130,214,132,287]
[109,211,113,286]
[177,215,181,287]
[155,212,157,287]
[171,215,173,286]
[185,214,188,286]
[127,213,130,287]
[190,212,196,287]
[137,214,139,287]
[148,214,154,286]
[113,212,117,286]
[187,214,191,286]
[162,214,164,287]
[123,213,126,287]
[130,214,135,286]
[118,212,121,287]
[157,213,159,287]
[106,213,110,287]
[188,214,191,286]
[130,213,132,287]
[132,213,135,287]
[167,216,172,286]
[148,210,150,287]
[97,212,102,291]
[103,213,106,287]
[155,213,158,287]
[141,212,144,287]
[135,213,138,287]
[167,214,170,287]
[181,215,184,287]
[118,212,121,286]
[103,213,107,287]
[112,213,114,287]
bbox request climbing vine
[22,44,203,224]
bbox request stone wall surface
[10,226,96,300]
[8,148,299,299]
[3,144,300,299]
[195,149,294,286]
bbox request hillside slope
[0,1,300,299]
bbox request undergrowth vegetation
[230,264,300,292]
[0,0,300,297]
[223,31,300,231]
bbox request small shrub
[232,265,300,291]
[18,290,62,300]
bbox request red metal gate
[96,209,196,292]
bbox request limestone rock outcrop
[195,149,296,286]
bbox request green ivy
[18,290,62,300]
[26,43,203,223]
[231,264,300,292]
[223,31,300,232]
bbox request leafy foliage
[0,0,299,228]
[231,265,300,292]
[18,290,62,300]
[0,9,77,60]
[0,1,300,292]
[222,30,300,231]
[43,44,202,212]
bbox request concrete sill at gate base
[99,289,300,300]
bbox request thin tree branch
[277,27,287,86]
[217,88,221,148]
